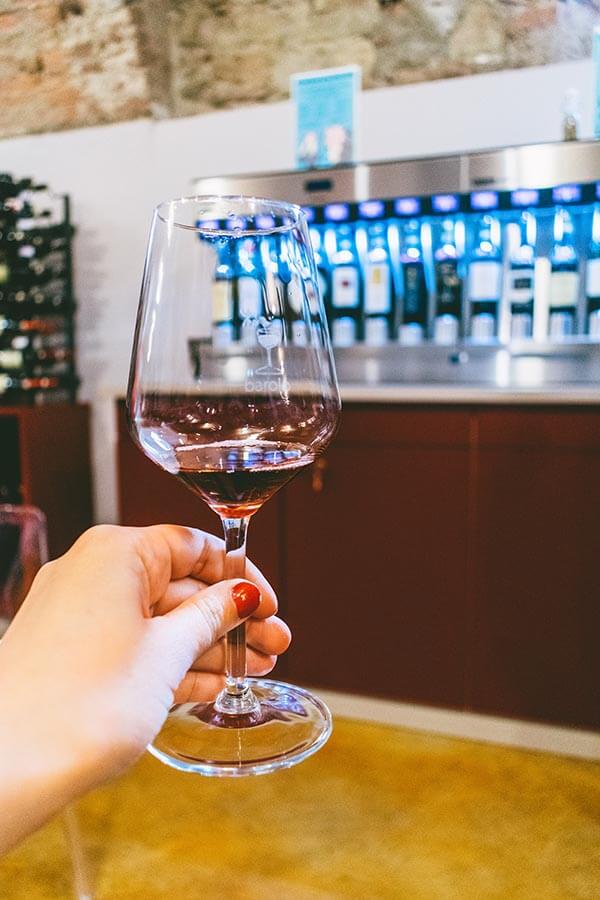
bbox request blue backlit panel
[301,206,316,223]
[394,197,421,216]
[225,215,246,230]
[432,194,459,214]
[471,191,499,210]
[552,184,582,204]
[510,189,540,208]
[358,199,385,219]
[324,203,350,222]
[195,219,220,231]
[255,214,276,229]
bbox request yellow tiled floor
[2,718,599,898]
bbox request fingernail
[232,581,260,618]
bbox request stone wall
[0,0,598,139]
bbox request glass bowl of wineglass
[127,195,341,776]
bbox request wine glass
[127,195,341,776]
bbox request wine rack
[0,173,78,406]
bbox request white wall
[0,59,594,525]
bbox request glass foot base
[148,679,332,777]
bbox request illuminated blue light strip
[552,184,581,203]
[394,197,421,216]
[471,190,499,210]
[432,194,459,213]
[511,189,540,207]
[324,203,350,222]
[358,199,385,219]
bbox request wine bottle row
[203,184,600,349]
[0,173,77,405]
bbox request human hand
[0,524,290,851]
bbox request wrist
[0,690,102,854]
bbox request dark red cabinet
[283,407,471,709]
[468,409,600,729]
[1,404,93,558]
[116,400,600,730]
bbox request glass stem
[214,516,259,716]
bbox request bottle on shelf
[507,211,537,339]
[329,223,362,347]
[549,207,579,339]
[433,218,463,344]
[235,234,264,347]
[210,237,236,348]
[562,88,581,142]
[467,213,503,342]
[586,204,600,338]
[398,219,428,344]
[309,223,330,317]
[363,221,394,345]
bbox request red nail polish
[232,582,260,618]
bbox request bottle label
[287,274,304,316]
[507,266,535,304]
[403,261,427,319]
[364,317,389,346]
[586,258,600,298]
[0,349,23,369]
[317,270,328,307]
[435,259,461,313]
[292,320,308,346]
[212,322,234,348]
[549,271,579,308]
[468,260,502,302]
[364,262,391,314]
[332,266,359,309]
[212,280,233,322]
[332,317,357,346]
[306,279,320,315]
[237,276,261,318]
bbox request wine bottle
[549,207,579,339]
[467,213,503,342]
[363,221,394,345]
[210,238,235,348]
[235,234,264,347]
[433,218,462,344]
[309,225,330,309]
[507,212,536,339]
[330,224,362,347]
[398,219,428,344]
[586,204,600,338]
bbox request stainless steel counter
[339,384,600,404]
[335,343,600,404]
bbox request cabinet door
[115,402,282,596]
[17,405,93,558]
[470,409,600,729]
[283,405,471,708]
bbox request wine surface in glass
[174,440,313,516]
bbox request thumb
[156,578,261,674]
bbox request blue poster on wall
[292,66,360,170]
